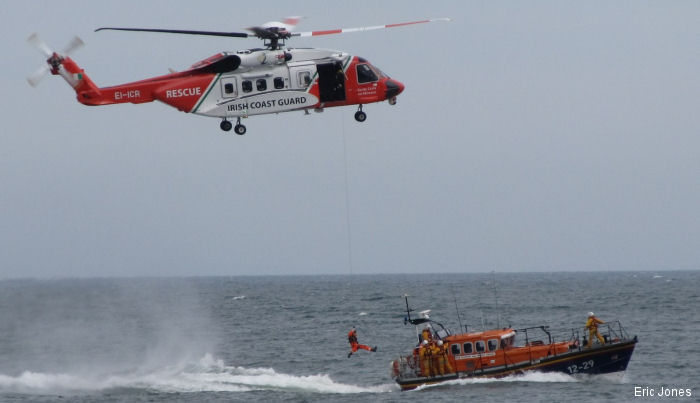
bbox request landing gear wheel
[220,120,232,132]
[234,124,246,135]
[354,111,367,122]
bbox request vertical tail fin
[50,55,103,104]
[27,33,103,104]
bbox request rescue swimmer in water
[347,326,377,358]
[585,312,606,347]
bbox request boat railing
[513,321,632,356]
[392,353,421,379]
[565,320,632,352]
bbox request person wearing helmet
[347,327,377,358]
[421,326,433,344]
[585,312,605,347]
[419,339,432,377]
[434,339,453,375]
[430,340,444,375]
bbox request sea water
[0,271,698,402]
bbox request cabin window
[297,71,311,88]
[221,77,238,98]
[451,344,461,355]
[488,339,499,351]
[356,63,378,83]
[242,80,252,93]
[274,77,285,89]
[463,342,473,354]
[256,79,267,91]
[475,341,485,353]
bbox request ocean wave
[0,353,396,395]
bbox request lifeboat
[390,297,637,391]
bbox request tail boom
[51,55,215,111]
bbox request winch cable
[340,112,359,340]
[341,111,354,286]
[340,113,379,351]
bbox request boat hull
[395,338,637,391]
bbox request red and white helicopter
[28,17,449,134]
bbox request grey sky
[1,1,698,278]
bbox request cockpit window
[356,64,378,83]
[501,335,514,349]
[488,339,499,351]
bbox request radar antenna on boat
[403,294,415,325]
[491,270,501,328]
[451,285,465,333]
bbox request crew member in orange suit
[421,326,433,344]
[430,341,443,375]
[347,327,377,358]
[419,339,432,376]
[585,312,605,347]
[435,340,453,375]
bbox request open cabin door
[316,60,346,102]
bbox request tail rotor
[27,65,51,88]
[26,33,84,87]
[27,33,53,57]
[62,36,84,55]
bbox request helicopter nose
[385,79,404,99]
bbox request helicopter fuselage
[30,18,448,132]
[71,47,404,121]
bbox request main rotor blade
[293,17,450,38]
[95,27,249,38]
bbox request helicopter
[27,17,449,134]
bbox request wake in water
[413,371,627,391]
[0,354,396,396]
